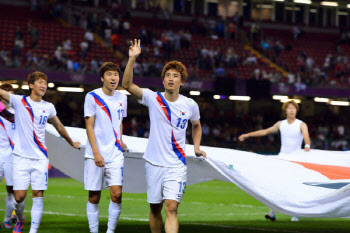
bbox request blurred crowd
[49,94,350,154]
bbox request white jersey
[0,107,16,162]
[279,119,304,154]
[9,93,56,160]
[140,89,200,167]
[84,88,127,163]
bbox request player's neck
[102,85,115,96]
[164,90,179,102]
[29,92,42,102]
[286,117,296,124]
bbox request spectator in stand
[288,73,295,84]
[79,60,87,73]
[54,46,63,63]
[139,26,148,44]
[183,30,192,48]
[80,40,89,57]
[295,78,307,92]
[63,39,72,52]
[162,8,170,27]
[229,23,235,39]
[274,40,284,57]
[306,57,314,72]
[104,27,112,48]
[84,30,94,43]
[250,23,258,41]
[67,57,74,72]
[297,56,305,72]
[215,63,225,78]
[261,39,270,50]
[15,27,24,49]
[111,33,119,53]
[30,26,39,49]
[90,57,99,74]
[122,19,130,35]
[0,50,10,66]
[73,60,79,72]
[141,58,151,76]
[293,26,302,40]
[244,53,257,65]
[217,21,224,38]
[112,17,120,34]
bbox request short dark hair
[0,83,14,93]
[99,62,122,78]
[161,61,188,83]
[27,71,48,93]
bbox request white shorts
[0,162,13,186]
[145,161,187,204]
[84,158,124,191]
[13,155,49,191]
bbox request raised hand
[129,39,141,58]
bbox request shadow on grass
[27,218,350,233]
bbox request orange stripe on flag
[289,161,350,180]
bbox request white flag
[45,124,350,218]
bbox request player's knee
[164,202,178,215]
[14,195,25,203]
[111,190,122,203]
[88,196,100,204]
[32,190,44,198]
[150,203,163,215]
[88,192,101,204]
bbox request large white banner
[45,125,350,218]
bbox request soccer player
[0,71,80,233]
[84,62,127,233]
[239,100,311,222]
[122,39,206,233]
[0,84,16,229]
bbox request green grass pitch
[1,178,349,232]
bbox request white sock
[4,192,14,222]
[269,209,276,215]
[106,200,122,233]
[13,199,26,223]
[87,202,99,233]
[29,197,44,233]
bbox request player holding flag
[0,71,80,233]
[0,83,17,229]
[84,62,127,233]
[122,39,206,233]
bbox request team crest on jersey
[179,110,186,117]
[119,103,123,107]
[43,110,46,113]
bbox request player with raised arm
[239,100,311,222]
[0,84,16,229]
[84,62,127,233]
[0,71,80,233]
[122,39,206,233]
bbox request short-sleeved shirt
[84,88,127,163]
[9,93,56,160]
[140,89,200,167]
[0,107,16,162]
